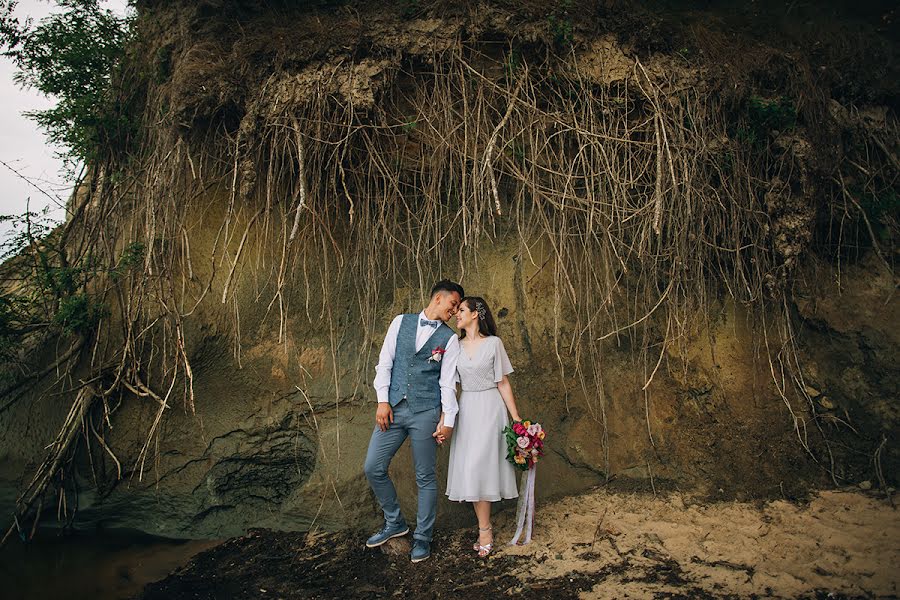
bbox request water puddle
[0,530,219,599]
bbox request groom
[363,279,464,563]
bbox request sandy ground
[142,487,899,599]
[499,488,899,599]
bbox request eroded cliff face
[0,250,780,538]
[2,227,893,538]
[0,1,896,539]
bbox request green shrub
[52,292,107,334]
[548,1,574,49]
[0,0,133,170]
[734,95,798,148]
[747,95,797,133]
[109,241,144,280]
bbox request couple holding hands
[363,280,522,562]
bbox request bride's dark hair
[460,296,497,338]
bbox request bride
[435,296,522,557]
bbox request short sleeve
[493,337,514,382]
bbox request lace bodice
[456,336,514,392]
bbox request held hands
[432,417,453,445]
[375,403,394,431]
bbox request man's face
[435,291,462,322]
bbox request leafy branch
[0,0,134,171]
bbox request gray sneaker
[365,523,410,548]
[410,539,431,563]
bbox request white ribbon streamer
[508,466,536,545]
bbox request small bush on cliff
[0,212,142,374]
[735,95,798,148]
[548,0,574,48]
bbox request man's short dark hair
[431,279,464,299]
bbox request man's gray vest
[388,313,454,413]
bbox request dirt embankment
[140,488,899,599]
[0,0,896,544]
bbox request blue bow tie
[420,318,439,328]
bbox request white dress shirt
[373,311,460,427]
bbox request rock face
[0,1,897,540]
[793,258,900,485]
[67,420,318,538]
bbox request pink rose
[527,423,540,436]
[516,436,530,449]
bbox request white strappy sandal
[473,525,494,557]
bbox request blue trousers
[364,400,441,543]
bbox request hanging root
[2,385,97,545]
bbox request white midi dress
[446,336,519,502]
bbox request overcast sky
[0,0,129,242]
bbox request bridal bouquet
[503,419,546,545]
[504,420,545,470]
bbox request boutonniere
[428,346,446,362]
